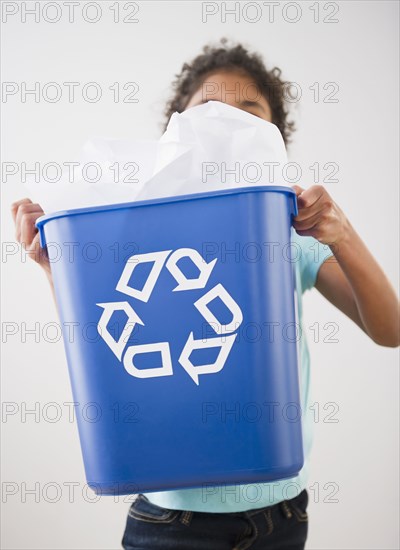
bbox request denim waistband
[227,488,307,517]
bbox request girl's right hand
[11,198,51,275]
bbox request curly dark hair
[163,39,296,145]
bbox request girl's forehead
[199,69,257,85]
[185,70,272,121]
[189,70,262,102]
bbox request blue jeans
[121,489,308,549]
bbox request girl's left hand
[291,184,350,246]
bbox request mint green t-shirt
[143,229,334,513]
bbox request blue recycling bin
[36,185,303,495]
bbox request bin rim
[35,185,298,248]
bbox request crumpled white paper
[25,101,289,214]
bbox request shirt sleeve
[291,229,335,291]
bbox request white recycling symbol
[96,248,243,386]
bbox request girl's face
[185,70,273,122]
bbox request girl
[12,40,399,550]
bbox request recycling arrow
[96,301,144,360]
[116,250,172,302]
[194,283,243,335]
[123,342,173,379]
[166,248,217,291]
[178,332,237,386]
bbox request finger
[291,185,305,198]
[18,212,41,247]
[293,210,322,231]
[15,203,44,241]
[11,198,32,223]
[296,185,326,209]
[294,195,326,222]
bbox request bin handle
[35,216,47,248]
[289,190,298,222]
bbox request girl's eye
[240,107,262,119]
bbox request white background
[1,1,399,549]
